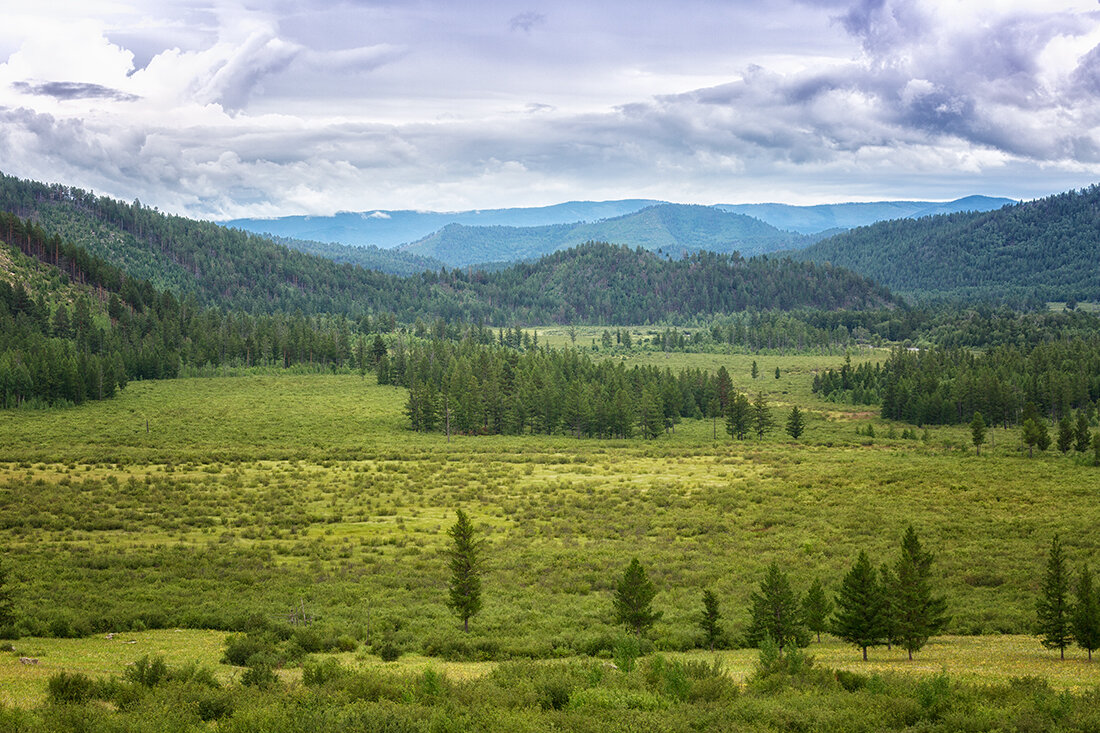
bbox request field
[1,348,1098,711]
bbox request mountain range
[226,195,1015,253]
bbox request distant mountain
[398,204,815,268]
[717,196,1015,234]
[225,196,1015,251]
[793,186,1100,301]
[226,200,661,249]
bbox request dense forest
[0,172,897,323]
[795,185,1100,302]
[813,342,1100,427]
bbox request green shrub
[46,671,96,704]
[125,655,169,687]
[303,657,347,686]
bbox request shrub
[47,671,96,704]
[125,655,169,687]
[303,657,347,686]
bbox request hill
[270,235,445,275]
[0,173,897,323]
[717,196,1013,234]
[793,185,1100,301]
[399,204,814,267]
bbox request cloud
[11,81,140,102]
[366,210,390,219]
[509,11,546,33]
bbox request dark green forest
[796,184,1100,301]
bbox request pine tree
[751,360,759,380]
[699,588,723,650]
[1057,415,1075,454]
[802,577,833,643]
[752,391,774,438]
[1037,535,1071,659]
[890,526,949,660]
[970,411,986,456]
[1022,418,1041,458]
[446,509,483,632]
[833,550,886,660]
[747,562,809,652]
[1072,565,1100,661]
[725,392,751,440]
[786,406,806,439]
[614,558,661,636]
[1076,411,1092,453]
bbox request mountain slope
[717,196,1014,234]
[793,186,1100,301]
[226,199,661,248]
[399,204,813,267]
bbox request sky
[1,0,1099,220]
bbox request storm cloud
[0,0,1098,219]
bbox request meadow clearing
[0,346,1097,707]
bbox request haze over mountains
[226,196,1015,262]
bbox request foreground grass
[3,630,1098,709]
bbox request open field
[0,356,1098,692]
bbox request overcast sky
[1,0,1099,219]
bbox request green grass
[0,364,1097,688]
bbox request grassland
[0,349,1098,710]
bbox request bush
[223,631,279,667]
[46,671,96,704]
[241,664,279,689]
[125,655,169,687]
[303,657,347,686]
[377,641,402,662]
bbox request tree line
[814,342,1100,427]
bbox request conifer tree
[802,577,833,643]
[1037,535,1071,659]
[1057,415,1075,453]
[0,555,14,631]
[889,526,949,660]
[725,392,751,440]
[786,406,806,439]
[833,550,886,660]
[1075,411,1091,453]
[1072,565,1100,661]
[614,558,661,636]
[446,510,483,633]
[699,588,723,650]
[747,562,809,651]
[751,360,759,379]
[752,392,774,438]
[970,411,986,456]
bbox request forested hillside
[400,204,812,267]
[0,173,896,324]
[270,235,444,275]
[795,185,1100,301]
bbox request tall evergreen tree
[699,588,723,650]
[747,562,809,652]
[1075,411,1092,453]
[446,509,483,633]
[1037,535,1072,659]
[613,558,661,636]
[802,577,833,643]
[786,405,806,439]
[1073,565,1100,661]
[889,526,949,660]
[0,555,14,632]
[970,411,986,456]
[752,391,774,438]
[1057,415,1075,454]
[833,550,887,660]
[725,392,751,440]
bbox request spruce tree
[1037,535,1071,659]
[785,406,806,439]
[802,577,833,643]
[0,556,13,632]
[752,392,774,438]
[1075,411,1091,453]
[833,550,886,660]
[747,562,809,651]
[725,392,751,440]
[1022,418,1041,458]
[446,509,483,632]
[1057,415,1075,454]
[614,558,661,636]
[890,526,949,660]
[699,588,723,650]
[970,411,986,456]
[1072,565,1100,661]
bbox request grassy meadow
[1,346,1098,709]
